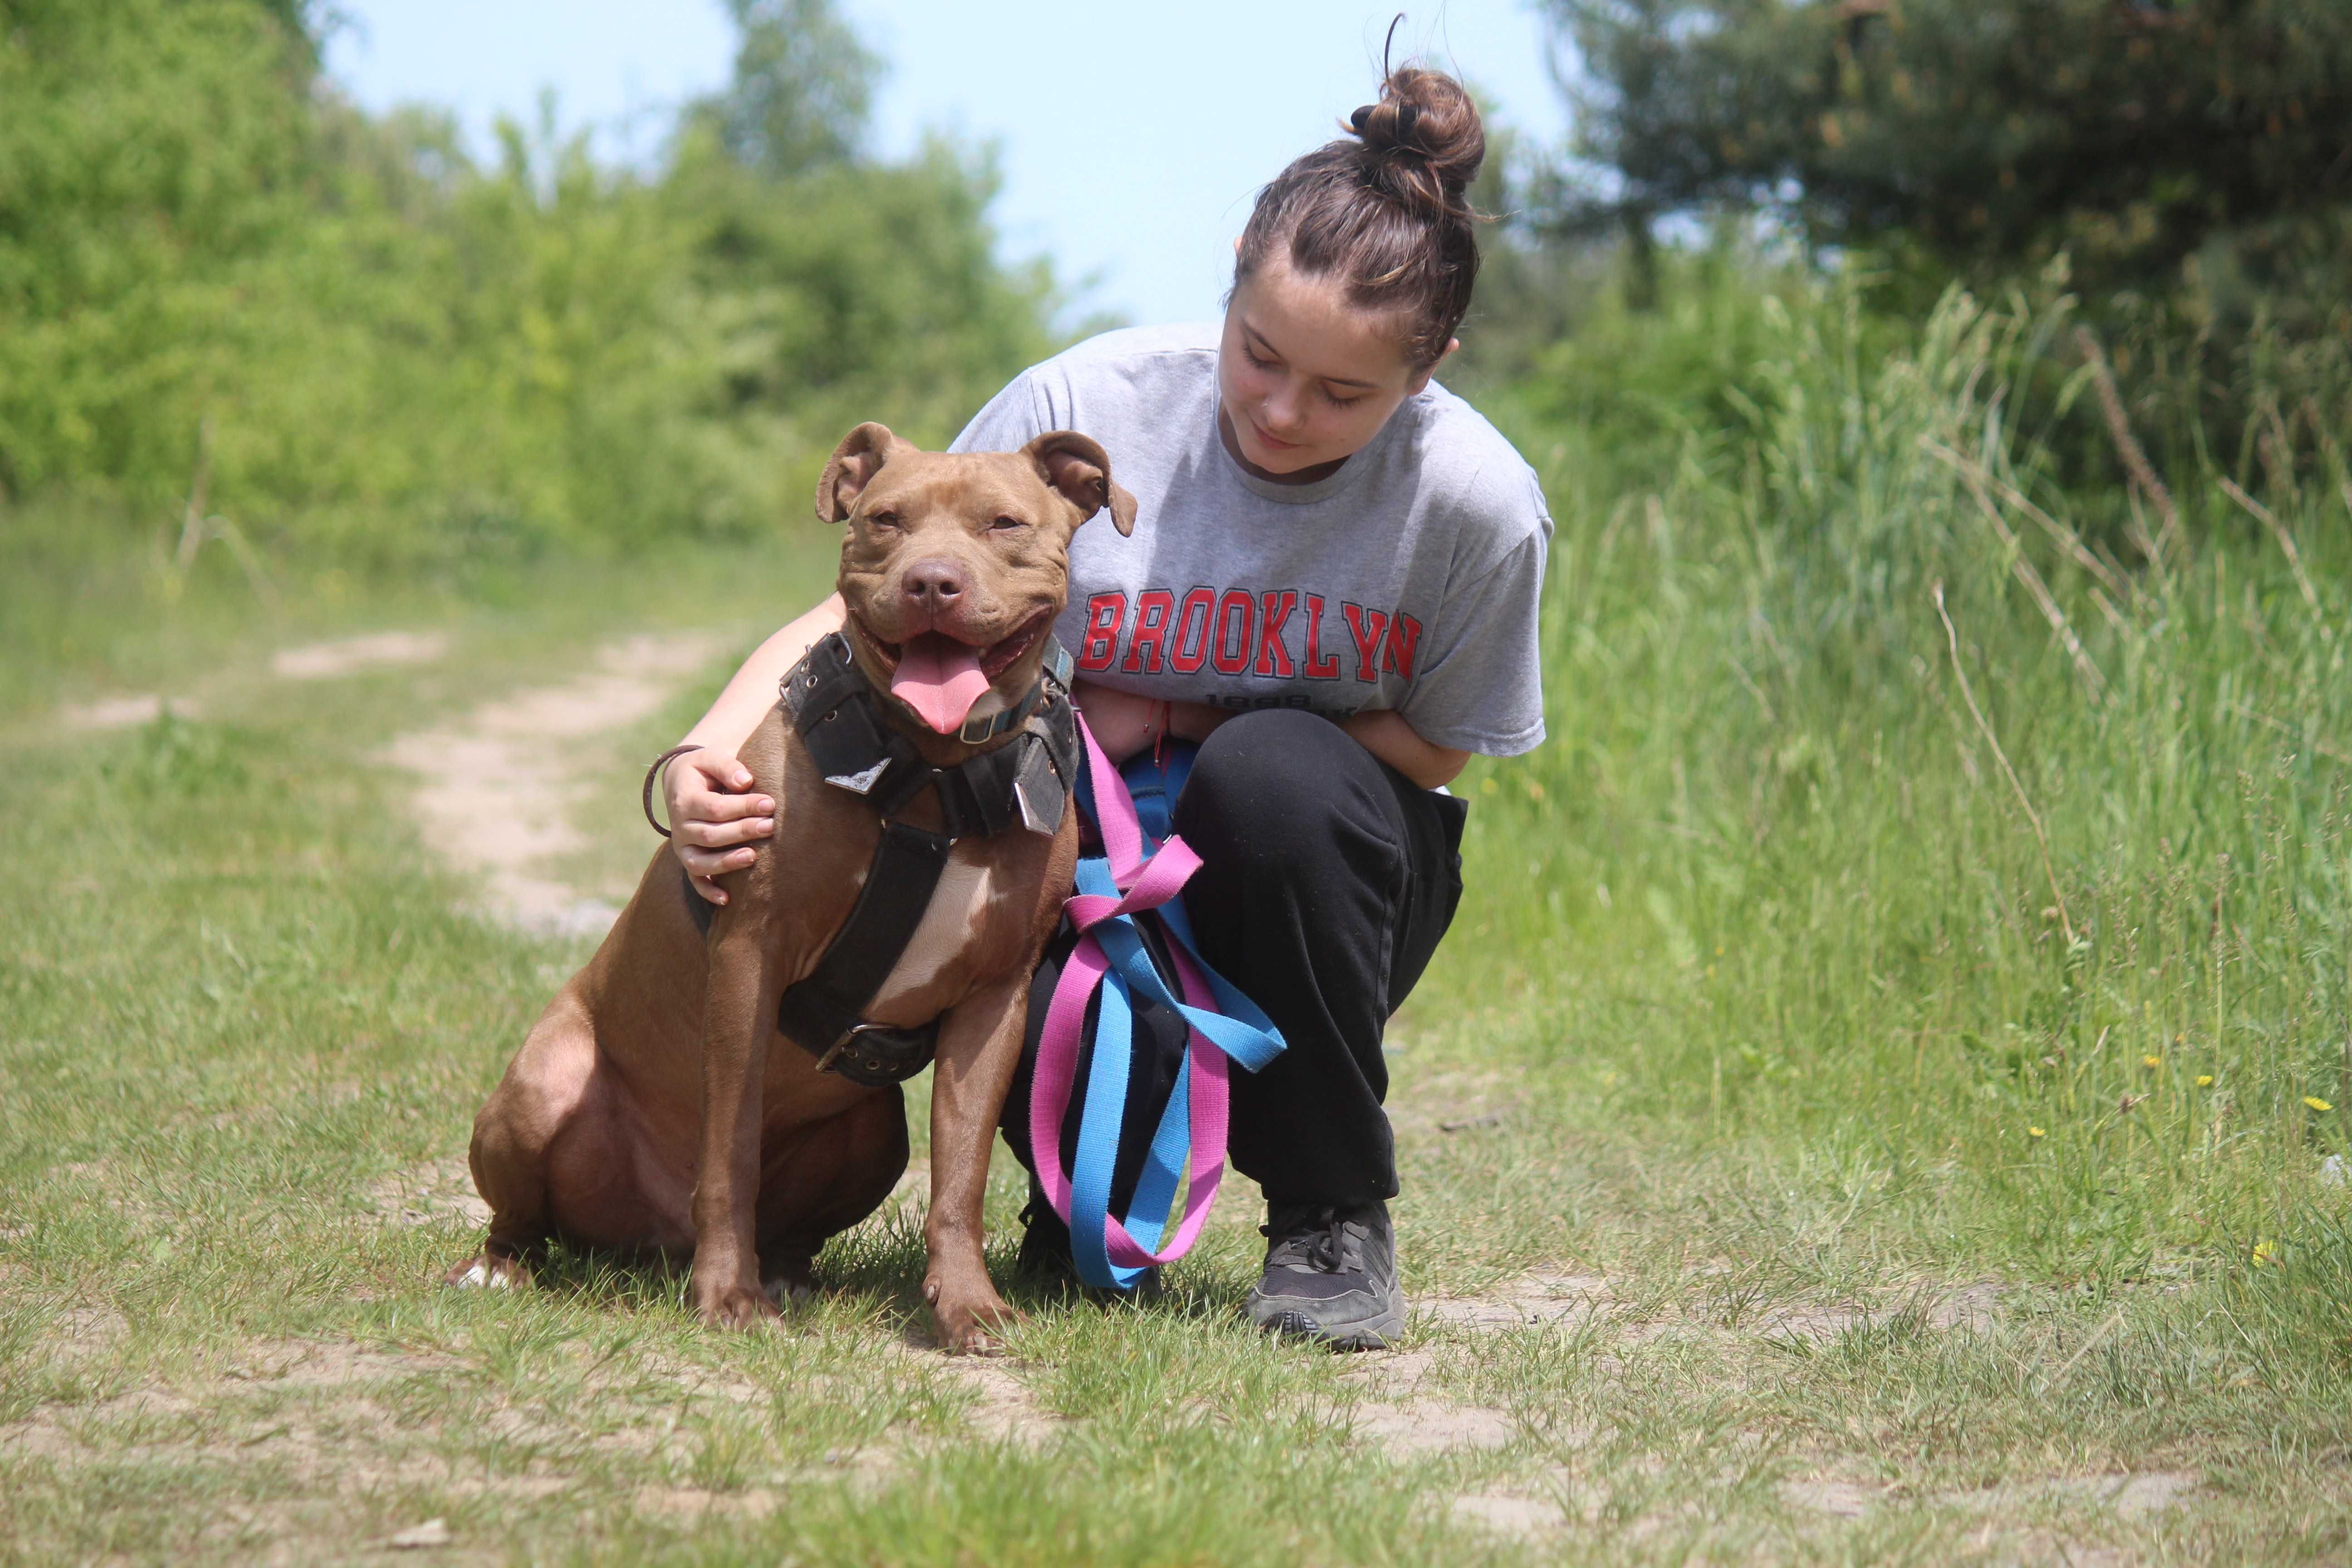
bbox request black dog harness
[749,630,1078,1088]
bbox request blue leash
[1057,741,1285,1290]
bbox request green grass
[1446,276,2352,1314]
[5,273,2352,1564]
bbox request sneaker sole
[1261,1304,1405,1352]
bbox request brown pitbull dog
[446,422,1135,1352]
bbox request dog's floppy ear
[815,422,908,524]
[1024,430,1137,537]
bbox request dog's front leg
[691,911,785,1328]
[924,973,1027,1354]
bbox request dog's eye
[867,510,901,530]
[989,514,1026,533]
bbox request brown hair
[1233,58,1486,370]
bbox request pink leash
[1027,717,1283,1280]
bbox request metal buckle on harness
[811,1019,938,1087]
[956,708,1002,745]
[811,1021,891,1076]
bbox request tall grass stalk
[1443,268,2352,1373]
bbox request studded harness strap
[734,631,1078,1088]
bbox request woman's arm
[1342,709,1470,790]
[665,593,845,904]
[1084,679,1466,790]
[684,593,847,758]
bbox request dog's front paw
[445,1252,531,1291]
[925,1275,1020,1355]
[695,1279,784,1329]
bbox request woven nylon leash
[1028,716,1286,1291]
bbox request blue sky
[323,1,1574,329]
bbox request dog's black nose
[901,558,968,606]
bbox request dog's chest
[862,852,1020,1016]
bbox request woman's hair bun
[1344,66,1485,220]
[1232,49,1489,368]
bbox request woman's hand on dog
[666,750,776,905]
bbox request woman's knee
[1178,710,1372,870]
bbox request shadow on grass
[502,1210,944,1343]
[471,1198,1259,1356]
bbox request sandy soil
[270,630,449,681]
[59,693,202,730]
[383,631,722,935]
[54,624,717,932]
[54,629,449,732]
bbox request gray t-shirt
[949,323,1551,756]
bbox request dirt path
[54,629,452,730]
[51,624,717,934]
[383,631,722,935]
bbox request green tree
[0,0,318,497]
[0,0,1058,564]
[1546,0,2352,321]
[686,0,882,179]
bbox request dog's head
[815,423,1136,737]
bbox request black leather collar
[778,631,1079,839]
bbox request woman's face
[1215,256,1450,478]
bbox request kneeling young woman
[663,64,1550,1349]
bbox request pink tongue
[891,633,992,734]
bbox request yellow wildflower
[2143,1054,2161,1068]
[2028,1126,2046,1139]
[2305,1097,2333,1113]
[2252,1240,2277,1266]
[2196,1075,2214,1088]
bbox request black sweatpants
[1000,708,1468,1210]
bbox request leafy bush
[0,0,317,499]
[0,0,1061,571]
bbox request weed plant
[1446,256,2352,1388]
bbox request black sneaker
[1013,1191,1161,1300]
[1245,1200,1404,1350]
[1014,1193,1079,1285]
